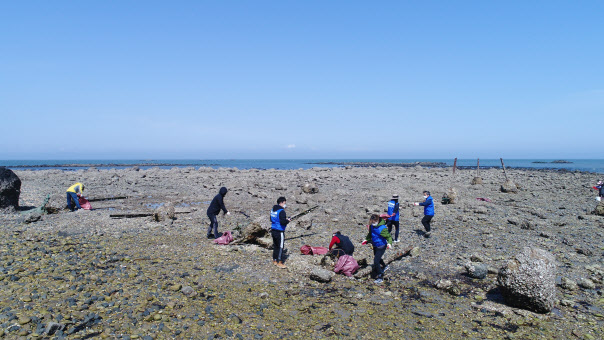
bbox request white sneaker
[394,239,400,243]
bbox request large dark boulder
[497,247,556,313]
[0,167,21,210]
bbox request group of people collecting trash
[200,186,436,284]
[65,180,437,284]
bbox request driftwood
[110,211,191,219]
[353,246,414,279]
[110,213,152,219]
[500,158,508,180]
[88,196,129,202]
[290,205,319,221]
[231,222,271,246]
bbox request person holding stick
[271,197,291,269]
[414,190,434,238]
[362,214,393,284]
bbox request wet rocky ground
[1,166,603,339]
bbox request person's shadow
[414,229,426,236]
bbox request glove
[226,211,231,215]
[414,202,419,206]
[361,240,368,245]
[387,244,392,249]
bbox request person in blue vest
[362,214,393,284]
[271,196,291,269]
[328,231,355,258]
[386,194,400,242]
[414,190,434,238]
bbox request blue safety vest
[271,209,285,231]
[387,200,399,221]
[370,224,387,248]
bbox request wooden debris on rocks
[500,158,518,193]
[231,222,272,248]
[353,245,414,279]
[471,158,483,185]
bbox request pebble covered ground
[1,166,603,339]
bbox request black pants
[271,229,285,262]
[207,213,219,238]
[372,245,387,279]
[421,215,433,232]
[387,220,400,240]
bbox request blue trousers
[66,192,81,211]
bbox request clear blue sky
[1,1,602,159]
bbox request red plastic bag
[300,245,329,255]
[300,245,312,255]
[334,255,360,277]
[78,197,92,210]
[213,231,234,245]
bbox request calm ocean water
[1,159,604,174]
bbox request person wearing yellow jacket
[66,182,85,212]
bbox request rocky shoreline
[1,166,603,339]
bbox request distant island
[532,160,573,164]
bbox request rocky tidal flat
[1,166,603,339]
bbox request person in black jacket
[270,197,290,269]
[207,187,229,239]
[328,231,355,258]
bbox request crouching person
[328,231,355,258]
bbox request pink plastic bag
[334,255,360,277]
[213,231,234,245]
[300,245,329,255]
[78,197,92,210]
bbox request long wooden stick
[500,158,508,180]
[89,196,128,202]
[453,158,457,176]
[477,158,480,177]
[353,246,414,278]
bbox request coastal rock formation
[497,247,557,313]
[500,179,518,193]
[471,177,483,185]
[447,187,458,204]
[153,203,175,222]
[0,167,21,210]
[302,183,319,194]
[465,262,488,279]
[593,202,604,216]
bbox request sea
[1,159,604,174]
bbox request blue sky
[1,1,602,159]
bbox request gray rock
[45,322,64,335]
[180,286,195,296]
[435,279,453,290]
[24,212,42,224]
[465,262,488,279]
[560,277,578,291]
[302,183,318,194]
[577,278,595,290]
[309,267,334,283]
[0,167,21,210]
[497,247,557,313]
[500,179,518,193]
[520,220,536,230]
[471,177,483,185]
[409,247,421,257]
